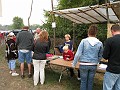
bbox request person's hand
[32,51,34,57]
[66,58,69,61]
[71,63,75,68]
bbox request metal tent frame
[50,1,120,24]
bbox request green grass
[0,45,104,90]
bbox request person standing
[72,25,103,90]
[103,24,120,90]
[64,34,73,51]
[34,28,41,41]
[16,26,34,79]
[5,32,19,76]
[32,30,49,86]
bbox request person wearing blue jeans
[8,60,16,71]
[103,24,120,90]
[6,32,19,76]
[16,26,34,79]
[18,50,32,78]
[8,60,19,76]
[80,65,97,90]
[72,25,103,90]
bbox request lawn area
[0,45,104,90]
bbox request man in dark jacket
[16,26,34,79]
[103,24,120,90]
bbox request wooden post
[106,0,112,38]
[51,0,56,48]
[107,24,114,38]
[72,23,75,45]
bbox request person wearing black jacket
[16,26,34,79]
[32,30,49,86]
[103,24,120,90]
[6,32,19,76]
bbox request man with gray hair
[34,28,41,41]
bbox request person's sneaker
[77,77,81,80]
[12,72,19,76]
[9,71,12,74]
[28,74,32,78]
[21,75,25,79]
[34,83,37,86]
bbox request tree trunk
[28,0,33,27]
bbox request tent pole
[106,0,111,38]
[72,23,75,46]
[106,0,110,24]
[51,0,56,48]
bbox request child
[63,45,75,77]
[64,34,73,51]
[6,32,19,76]
[63,45,80,79]
[63,45,74,61]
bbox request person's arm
[16,34,19,45]
[63,53,66,60]
[69,41,73,50]
[98,42,103,61]
[103,39,110,60]
[72,39,84,67]
[69,51,74,60]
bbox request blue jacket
[73,37,103,67]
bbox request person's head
[63,45,69,53]
[111,24,120,36]
[65,34,71,41]
[36,28,41,34]
[39,30,48,42]
[22,26,29,30]
[88,25,98,37]
[8,32,15,39]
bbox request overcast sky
[0,0,58,25]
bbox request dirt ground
[0,45,104,90]
[0,59,70,90]
[0,44,65,90]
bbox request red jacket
[63,50,74,61]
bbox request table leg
[59,68,68,82]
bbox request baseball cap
[9,32,15,36]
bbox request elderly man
[16,26,34,79]
[34,28,41,41]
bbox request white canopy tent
[52,1,120,24]
[50,1,120,46]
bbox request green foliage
[58,0,98,9]
[42,0,107,46]
[97,24,107,44]
[0,24,13,30]
[30,24,41,30]
[12,16,24,29]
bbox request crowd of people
[4,24,120,90]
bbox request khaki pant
[33,59,46,85]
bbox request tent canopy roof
[51,1,120,24]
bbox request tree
[12,16,24,29]
[30,24,41,30]
[42,0,107,47]
[28,0,33,27]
